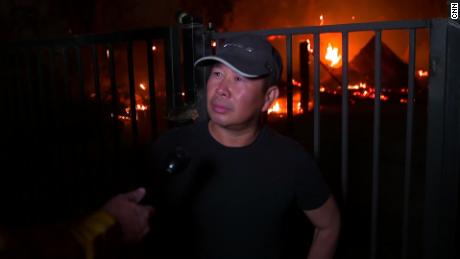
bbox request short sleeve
[293,151,331,211]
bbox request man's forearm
[306,226,339,259]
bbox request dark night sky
[0,0,447,39]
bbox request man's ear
[261,86,279,112]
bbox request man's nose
[216,78,230,97]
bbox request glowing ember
[348,82,367,90]
[306,39,313,53]
[292,79,302,87]
[211,41,217,48]
[417,69,428,77]
[267,93,304,116]
[320,87,326,92]
[268,101,281,114]
[139,83,146,90]
[136,104,148,111]
[325,43,341,67]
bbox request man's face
[206,63,268,130]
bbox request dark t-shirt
[149,121,330,259]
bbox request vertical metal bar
[370,30,382,259]
[146,39,158,139]
[48,47,61,169]
[286,34,293,130]
[108,43,120,152]
[75,45,85,103]
[127,41,139,146]
[24,49,34,129]
[402,28,416,259]
[91,45,106,166]
[341,31,349,203]
[313,32,321,159]
[62,47,71,104]
[165,26,181,110]
[36,49,46,127]
[14,51,24,134]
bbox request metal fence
[194,19,459,259]
[2,19,459,259]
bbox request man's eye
[235,76,242,81]
[213,71,222,77]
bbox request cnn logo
[452,3,459,20]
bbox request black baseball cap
[194,34,282,85]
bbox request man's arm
[304,196,341,259]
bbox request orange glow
[320,87,325,92]
[268,101,281,114]
[417,69,428,77]
[325,43,341,67]
[139,83,146,90]
[400,98,408,104]
[292,79,302,87]
[268,93,304,116]
[136,104,148,111]
[319,14,324,25]
[152,45,157,51]
[348,82,367,90]
[352,16,356,20]
[306,39,313,53]
[211,41,217,48]
[267,35,284,41]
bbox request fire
[319,14,324,25]
[268,101,281,114]
[292,79,302,87]
[325,43,341,67]
[306,39,313,53]
[348,82,367,90]
[139,83,146,90]
[417,69,428,78]
[211,41,217,48]
[136,104,148,111]
[267,92,304,117]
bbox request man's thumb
[122,187,146,203]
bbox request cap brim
[194,56,260,78]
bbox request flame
[306,39,313,53]
[152,45,157,51]
[211,41,217,48]
[267,92,304,116]
[268,101,281,114]
[319,14,324,25]
[292,79,302,87]
[417,69,428,78]
[139,83,146,90]
[325,43,341,67]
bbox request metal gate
[1,19,459,259]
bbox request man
[0,187,153,259]
[150,34,340,259]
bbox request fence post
[424,18,460,259]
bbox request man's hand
[102,187,154,243]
